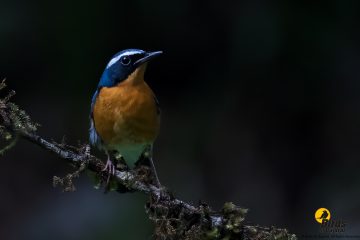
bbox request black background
[1,0,359,239]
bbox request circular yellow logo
[315,208,331,224]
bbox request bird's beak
[134,51,163,67]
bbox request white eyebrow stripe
[106,50,143,68]
[106,55,122,68]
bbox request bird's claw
[102,159,116,184]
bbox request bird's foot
[102,158,116,185]
[102,158,116,175]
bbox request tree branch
[0,81,296,240]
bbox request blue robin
[89,49,162,186]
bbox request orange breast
[93,81,160,148]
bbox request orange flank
[93,65,160,149]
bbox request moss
[0,81,39,154]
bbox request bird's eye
[121,56,131,66]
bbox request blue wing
[89,88,102,148]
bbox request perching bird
[89,49,162,185]
[318,210,329,222]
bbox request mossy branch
[0,80,296,240]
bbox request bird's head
[98,49,162,87]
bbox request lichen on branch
[0,79,38,154]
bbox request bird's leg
[143,146,161,188]
[149,156,161,187]
[102,150,116,184]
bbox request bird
[318,210,329,223]
[89,49,162,186]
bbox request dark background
[1,0,360,239]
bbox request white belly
[111,143,148,167]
